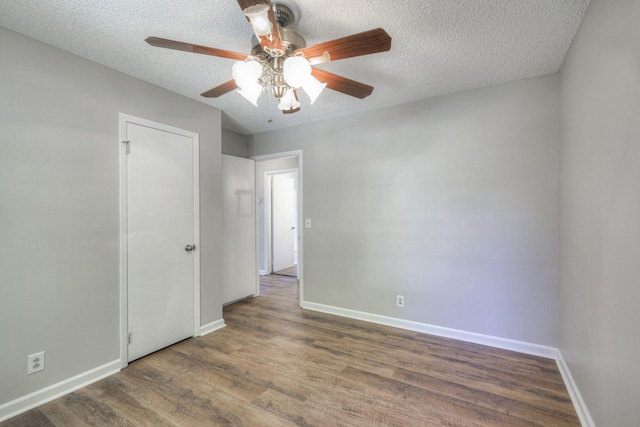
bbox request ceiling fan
[146,0,392,114]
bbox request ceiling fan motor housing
[272,0,301,28]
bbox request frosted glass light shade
[233,60,262,86]
[243,4,271,37]
[301,77,326,104]
[283,57,326,104]
[278,89,300,111]
[237,84,262,107]
[233,60,263,106]
[283,56,326,104]
[283,56,311,88]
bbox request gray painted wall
[0,28,223,405]
[249,74,561,346]
[222,129,249,158]
[559,0,640,424]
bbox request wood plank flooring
[272,265,297,277]
[2,275,579,426]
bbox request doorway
[252,151,303,305]
[119,114,200,366]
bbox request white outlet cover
[27,351,45,375]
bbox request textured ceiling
[0,0,589,135]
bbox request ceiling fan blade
[145,37,249,61]
[236,0,285,57]
[294,28,391,62]
[236,0,270,9]
[311,68,374,99]
[201,80,239,98]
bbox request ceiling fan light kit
[146,0,392,114]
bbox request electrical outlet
[396,295,405,308]
[28,351,45,375]
[305,218,312,228]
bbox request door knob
[185,244,196,252]
[291,227,296,230]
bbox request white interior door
[124,119,197,362]
[272,173,296,272]
[223,155,257,304]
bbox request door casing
[118,113,200,368]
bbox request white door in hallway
[222,154,257,304]
[121,116,199,362]
[271,173,296,273]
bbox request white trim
[0,360,120,422]
[118,115,129,368]
[199,319,227,336]
[297,152,303,305]
[556,351,596,427]
[251,151,302,162]
[192,129,201,337]
[250,161,261,297]
[301,301,558,359]
[118,113,201,366]
[264,172,272,277]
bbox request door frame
[251,150,303,306]
[266,169,298,275]
[118,113,201,368]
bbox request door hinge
[128,332,132,344]
[122,140,130,154]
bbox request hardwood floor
[2,275,579,426]
[272,265,297,277]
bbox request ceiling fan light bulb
[302,76,326,104]
[283,56,312,88]
[243,4,272,37]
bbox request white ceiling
[0,0,589,135]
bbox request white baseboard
[199,319,226,336]
[0,359,120,422]
[555,351,595,427]
[259,270,267,276]
[301,301,558,359]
